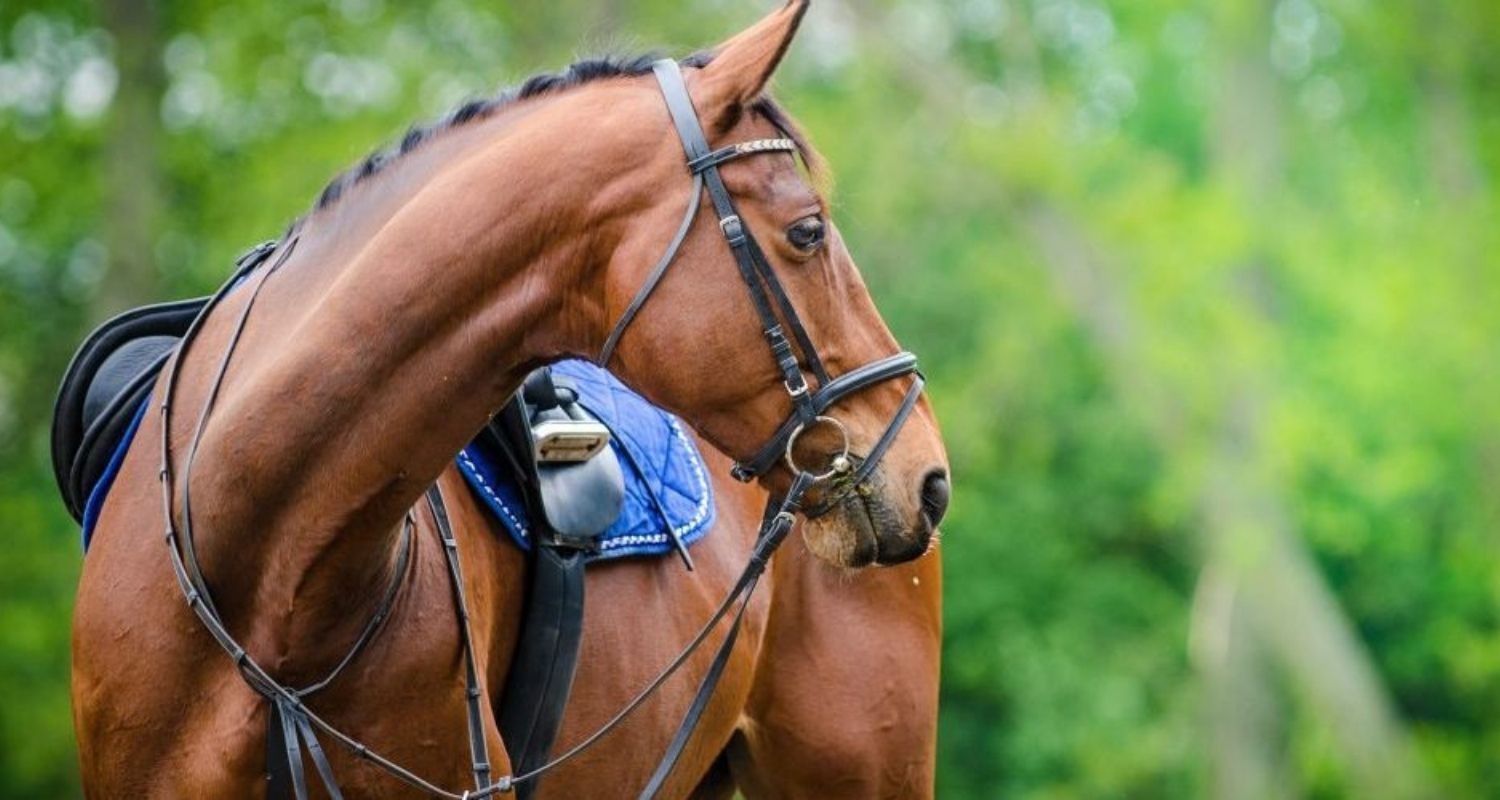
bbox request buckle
[235,240,277,268]
[719,215,745,244]
[531,419,610,463]
[784,374,809,398]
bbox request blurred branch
[1191,564,1287,800]
[1416,6,1486,206]
[1199,4,1433,792]
[95,0,164,317]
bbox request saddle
[51,295,207,522]
[51,242,626,798]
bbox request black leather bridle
[151,58,928,800]
[602,59,924,513]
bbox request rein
[152,58,925,799]
[156,239,494,799]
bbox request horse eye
[786,217,825,252]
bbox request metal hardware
[531,419,610,463]
[718,215,744,243]
[784,415,852,482]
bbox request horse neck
[178,94,614,660]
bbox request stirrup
[531,419,610,463]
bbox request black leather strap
[650,59,819,425]
[636,575,756,799]
[731,352,920,481]
[267,698,305,800]
[598,173,704,367]
[296,709,345,799]
[634,471,813,798]
[428,487,496,793]
[500,544,588,800]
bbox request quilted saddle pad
[456,359,715,562]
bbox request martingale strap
[428,487,497,793]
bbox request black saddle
[51,296,210,522]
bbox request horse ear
[694,0,809,127]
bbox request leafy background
[1,0,1496,797]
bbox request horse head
[576,1,950,567]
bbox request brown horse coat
[72,2,947,796]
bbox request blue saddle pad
[80,360,716,562]
[456,360,715,562]
[80,397,151,550]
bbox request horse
[69,1,948,796]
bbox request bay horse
[71,1,947,797]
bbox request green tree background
[1,0,1496,797]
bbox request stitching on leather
[457,448,529,540]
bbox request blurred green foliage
[1,0,1497,797]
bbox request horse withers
[67,1,948,796]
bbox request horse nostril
[920,470,950,528]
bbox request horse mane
[308,51,822,217]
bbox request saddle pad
[80,397,151,549]
[455,359,716,562]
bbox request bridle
[601,60,924,514]
[151,58,926,800]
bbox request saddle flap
[535,450,625,540]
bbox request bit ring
[784,415,853,481]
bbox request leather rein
[152,58,924,799]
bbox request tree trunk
[94,0,164,318]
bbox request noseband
[152,58,929,800]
